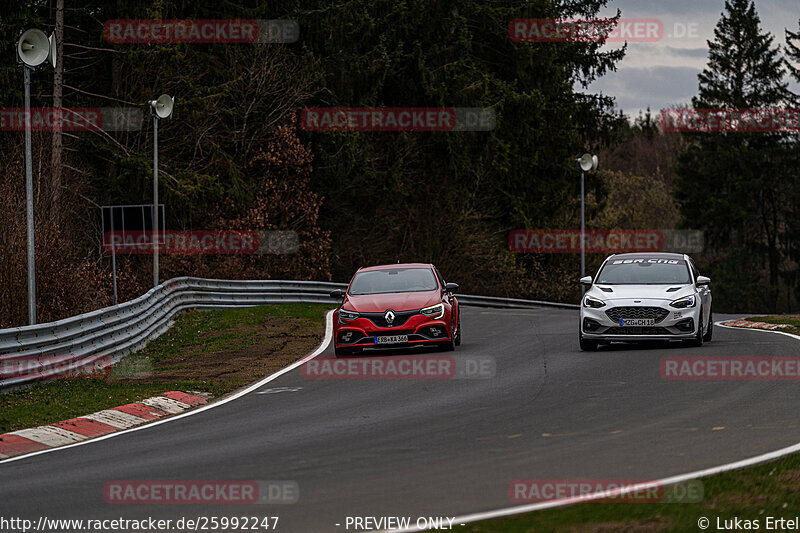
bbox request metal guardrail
[457,294,579,310]
[0,277,577,389]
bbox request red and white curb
[0,391,208,460]
[721,319,790,330]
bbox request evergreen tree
[782,18,800,307]
[695,0,788,108]
[675,0,792,311]
[786,18,800,87]
[296,0,627,287]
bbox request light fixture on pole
[148,94,174,287]
[17,28,57,325]
[577,153,599,294]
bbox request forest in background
[0,0,799,326]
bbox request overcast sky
[587,0,800,118]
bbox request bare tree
[50,0,63,217]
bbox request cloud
[584,0,800,116]
[618,44,709,70]
[586,66,700,116]
[663,46,709,59]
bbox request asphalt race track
[2,307,800,531]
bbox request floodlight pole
[581,169,585,282]
[110,217,118,305]
[149,94,173,288]
[23,66,36,325]
[17,28,55,325]
[153,116,159,287]
[577,153,597,297]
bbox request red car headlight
[420,303,445,319]
[339,309,359,322]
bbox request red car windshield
[349,268,438,295]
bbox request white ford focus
[579,253,712,351]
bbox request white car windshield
[595,258,692,285]
[349,268,439,295]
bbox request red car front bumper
[333,312,453,349]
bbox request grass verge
[470,453,800,532]
[0,303,332,433]
[744,315,800,335]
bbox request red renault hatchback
[329,263,461,355]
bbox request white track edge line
[0,309,334,466]
[382,317,800,532]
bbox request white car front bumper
[580,298,701,341]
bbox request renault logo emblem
[384,310,395,324]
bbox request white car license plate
[621,318,655,326]
[375,335,408,345]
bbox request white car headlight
[583,296,606,309]
[420,303,445,319]
[670,295,696,309]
